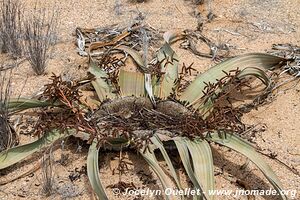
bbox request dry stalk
[41,148,55,197]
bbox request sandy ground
[0,0,299,199]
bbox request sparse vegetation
[0,69,17,152]
[0,0,23,58]
[0,0,59,75]
[0,1,298,199]
[0,27,294,200]
[23,4,59,75]
[41,149,55,197]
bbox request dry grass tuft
[41,149,55,196]
[0,0,23,58]
[23,4,59,75]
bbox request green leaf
[8,98,57,113]
[179,54,285,108]
[88,61,117,101]
[185,139,215,200]
[103,137,130,151]
[116,45,145,70]
[116,46,155,105]
[198,66,272,117]
[0,130,68,170]
[140,147,175,200]
[87,141,108,200]
[154,43,179,99]
[237,67,270,86]
[119,70,145,97]
[174,139,204,200]
[150,135,182,190]
[208,132,287,200]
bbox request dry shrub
[0,69,17,152]
[0,0,23,58]
[23,4,59,75]
[41,149,55,196]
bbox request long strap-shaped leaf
[8,98,58,113]
[119,70,145,97]
[87,141,108,200]
[180,54,285,107]
[185,139,215,200]
[150,135,183,190]
[154,43,179,99]
[174,139,205,200]
[207,132,287,200]
[116,45,155,105]
[145,73,156,106]
[139,147,175,200]
[0,130,67,169]
[198,66,272,117]
[89,61,117,101]
[116,45,145,70]
[237,67,270,86]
